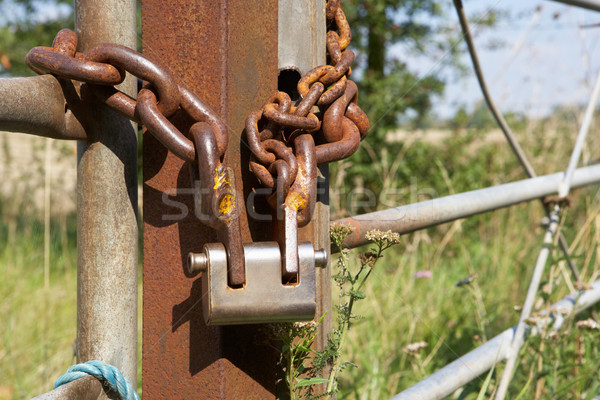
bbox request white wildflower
[575,318,600,330]
[403,341,428,354]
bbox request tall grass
[0,196,78,399]
[0,136,141,399]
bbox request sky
[399,0,600,119]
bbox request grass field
[0,110,599,399]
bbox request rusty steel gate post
[75,0,138,386]
[142,0,329,398]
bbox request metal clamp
[188,242,327,325]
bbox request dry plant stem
[44,138,51,290]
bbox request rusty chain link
[25,0,368,286]
[245,0,369,231]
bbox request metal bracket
[188,241,326,325]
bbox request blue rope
[54,360,140,400]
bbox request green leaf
[295,345,313,353]
[295,377,330,387]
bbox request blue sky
[403,0,600,118]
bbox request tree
[333,1,457,214]
[344,0,447,130]
[0,0,74,77]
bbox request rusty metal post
[75,0,138,386]
[142,1,279,398]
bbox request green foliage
[330,107,600,398]
[335,0,455,200]
[322,228,402,396]
[272,318,323,399]
[0,0,74,77]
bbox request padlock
[188,242,327,325]
[188,121,328,325]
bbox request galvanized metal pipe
[391,279,600,400]
[278,0,329,329]
[278,0,325,77]
[0,75,86,139]
[335,164,600,249]
[548,0,600,12]
[75,0,138,387]
[495,65,600,400]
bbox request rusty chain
[25,0,368,286]
[245,0,369,231]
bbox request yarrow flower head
[576,318,600,330]
[330,223,356,246]
[403,341,428,354]
[365,230,401,250]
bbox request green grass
[0,201,143,399]
[0,206,78,399]
[1,111,599,399]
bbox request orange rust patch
[285,191,307,211]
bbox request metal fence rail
[334,164,600,250]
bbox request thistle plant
[273,224,401,399]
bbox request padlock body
[202,241,317,325]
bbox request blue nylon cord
[54,360,140,400]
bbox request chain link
[26,27,245,283]
[26,28,225,164]
[245,0,369,225]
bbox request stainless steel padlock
[188,242,327,325]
